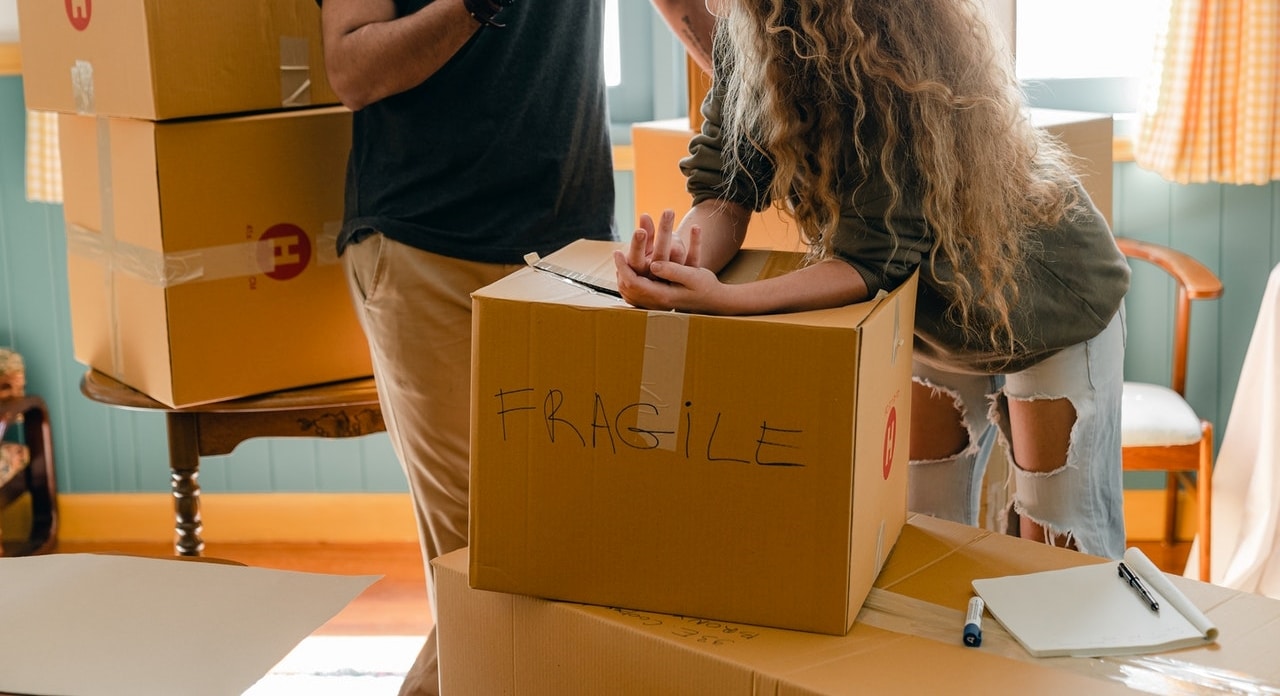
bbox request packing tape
[94,118,121,379]
[72,60,94,114]
[318,222,342,266]
[65,224,322,287]
[279,36,313,107]
[631,250,784,452]
[637,311,689,451]
[859,587,1279,694]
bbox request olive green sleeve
[678,75,775,213]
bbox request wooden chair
[0,393,59,556]
[1116,237,1222,582]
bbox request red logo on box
[882,406,897,480]
[66,0,91,31]
[260,223,312,281]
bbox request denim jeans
[908,309,1127,559]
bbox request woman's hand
[614,210,735,313]
[623,209,702,277]
[613,249,728,313]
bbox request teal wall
[2,73,1278,495]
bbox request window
[605,0,654,128]
[1015,0,1169,114]
[1016,1,1168,81]
[604,2,690,140]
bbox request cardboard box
[58,106,371,408]
[469,240,917,635]
[633,108,1113,247]
[17,0,337,120]
[632,119,803,253]
[1031,109,1114,226]
[436,516,1280,695]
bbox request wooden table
[80,370,384,556]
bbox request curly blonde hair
[715,0,1082,353]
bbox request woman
[614,0,1131,558]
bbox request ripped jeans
[908,309,1126,559]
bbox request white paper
[972,548,1217,658]
[0,554,379,696]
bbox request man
[318,1,713,693]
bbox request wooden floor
[50,537,1193,638]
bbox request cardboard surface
[59,106,371,408]
[436,516,1280,695]
[17,0,337,120]
[0,554,377,696]
[469,240,916,635]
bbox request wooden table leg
[165,412,204,557]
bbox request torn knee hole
[911,378,972,461]
[1004,393,1077,475]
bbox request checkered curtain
[25,109,62,203]
[1134,0,1279,185]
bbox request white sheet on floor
[0,553,378,696]
[1184,263,1280,598]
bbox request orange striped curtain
[25,110,63,204]
[1135,0,1279,185]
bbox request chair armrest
[1,394,48,423]
[1115,237,1224,300]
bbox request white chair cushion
[1121,381,1204,447]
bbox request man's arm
[321,0,481,111]
[649,0,716,74]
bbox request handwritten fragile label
[489,386,807,468]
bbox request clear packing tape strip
[67,221,340,383]
[65,223,341,288]
[860,587,1279,695]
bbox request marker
[963,596,984,647]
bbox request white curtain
[1184,264,1280,597]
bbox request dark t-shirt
[321,0,616,262]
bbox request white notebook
[972,547,1218,658]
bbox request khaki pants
[343,233,522,696]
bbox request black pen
[1118,561,1160,612]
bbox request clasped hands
[612,210,726,314]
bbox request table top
[79,370,380,415]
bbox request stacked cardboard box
[439,515,1280,693]
[458,239,1280,691]
[467,239,918,636]
[17,0,371,407]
